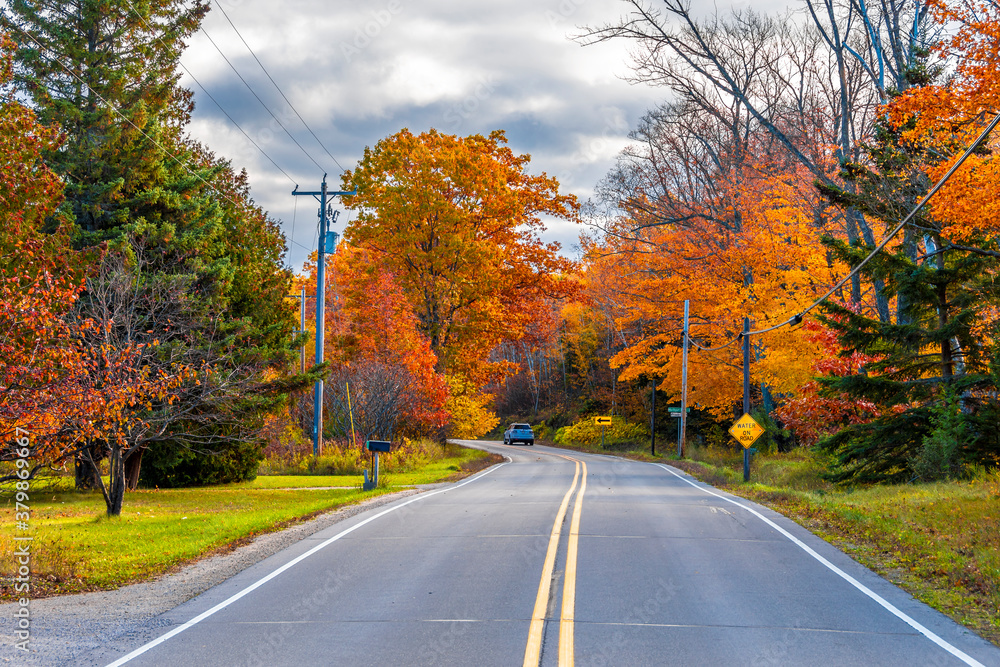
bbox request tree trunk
[124,447,144,491]
[760,383,774,414]
[107,446,126,517]
[75,443,103,490]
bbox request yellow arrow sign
[594,416,612,426]
[729,413,764,449]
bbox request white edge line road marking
[653,463,985,667]
[105,461,510,667]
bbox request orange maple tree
[588,156,843,419]
[328,246,449,432]
[886,0,1000,243]
[340,129,580,436]
[297,246,448,439]
[341,129,579,382]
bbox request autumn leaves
[586,156,840,421]
[575,0,1000,480]
[300,129,579,439]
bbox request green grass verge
[222,475,360,489]
[0,445,499,600]
[229,445,495,489]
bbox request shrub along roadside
[259,438,448,477]
[0,446,499,600]
[553,417,649,451]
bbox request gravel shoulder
[0,487,434,666]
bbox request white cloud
[177,0,796,272]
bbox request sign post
[728,413,764,481]
[680,299,689,457]
[668,407,690,457]
[739,317,753,481]
[594,416,612,449]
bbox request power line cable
[690,336,741,353]
[120,0,297,185]
[10,19,312,261]
[7,23,252,209]
[121,0,311,259]
[211,0,347,174]
[289,238,313,252]
[288,194,298,268]
[680,110,1000,352]
[197,24,328,173]
[765,109,1000,334]
[312,205,319,255]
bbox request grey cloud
[182,0,668,271]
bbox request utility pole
[292,175,355,457]
[679,299,689,458]
[742,317,751,482]
[650,379,656,456]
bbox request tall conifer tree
[2,0,209,234]
[816,114,1000,484]
[2,1,299,505]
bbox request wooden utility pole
[742,317,751,482]
[679,299,689,458]
[292,176,355,457]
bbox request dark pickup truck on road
[503,423,534,446]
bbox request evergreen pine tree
[910,386,972,482]
[815,113,1000,484]
[1,0,209,234]
[2,2,301,505]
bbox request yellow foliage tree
[587,158,844,419]
[444,375,500,439]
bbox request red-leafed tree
[328,246,449,436]
[774,319,887,446]
[297,246,449,443]
[0,37,190,515]
[0,32,88,469]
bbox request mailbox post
[363,440,391,490]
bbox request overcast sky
[180,0,792,273]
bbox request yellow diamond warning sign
[729,413,764,449]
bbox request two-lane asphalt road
[80,442,1000,666]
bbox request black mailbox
[366,440,391,453]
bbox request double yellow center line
[523,455,588,667]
